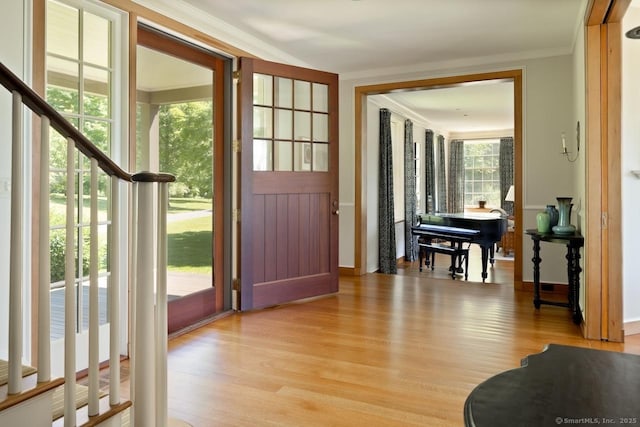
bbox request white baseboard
[624,320,640,336]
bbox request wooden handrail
[132,172,176,183]
[0,62,174,184]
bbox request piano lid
[420,212,504,224]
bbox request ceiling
[178,0,586,76]
[139,0,587,133]
[370,80,514,133]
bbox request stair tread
[51,394,131,427]
[0,359,37,386]
[52,382,110,421]
[0,377,64,413]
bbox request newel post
[132,172,174,427]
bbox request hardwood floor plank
[113,260,639,426]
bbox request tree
[158,101,213,198]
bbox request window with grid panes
[463,139,500,208]
[252,74,329,172]
[46,0,116,335]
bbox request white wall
[0,0,26,360]
[622,6,640,329]
[519,55,578,284]
[340,56,577,284]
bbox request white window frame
[45,0,129,374]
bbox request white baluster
[38,116,51,384]
[109,176,120,405]
[129,183,138,423]
[156,182,169,427]
[134,181,156,427]
[88,158,99,416]
[8,91,24,394]
[64,137,76,427]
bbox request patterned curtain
[425,130,435,213]
[447,139,465,213]
[437,135,447,213]
[378,109,397,274]
[404,120,417,261]
[499,137,515,215]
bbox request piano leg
[449,254,457,279]
[464,250,469,280]
[480,246,489,282]
[455,241,465,274]
[489,244,496,265]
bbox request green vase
[536,211,550,233]
[552,197,576,235]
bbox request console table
[525,229,584,324]
[464,344,640,427]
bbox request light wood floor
[132,256,640,427]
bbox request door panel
[239,58,338,310]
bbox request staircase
[0,62,175,426]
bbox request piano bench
[418,243,470,280]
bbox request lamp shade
[505,185,515,202]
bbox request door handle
[332,209,339,215]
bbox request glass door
[136,26,227,332]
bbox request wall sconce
[562,121,580,162]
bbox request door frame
[133,24,233,331]
[353,70,524,287]
[583,0,628,341]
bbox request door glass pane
[83,119,110,155]
[83,66,110,118]
[251,74,330,174]
[313,143,329,171]
[275,77,292,108]
[294,111,311,141]
[275,108,292,140]
[47,56,80,114]
[312,113,328,142]
[253,106,273,138]
[254,139,272,171]
[294,142,311,171]
[253,73,273,105]
[312,83,328,112]
[46,0,116,339]
[294,80,311,110]
[274,140,292,171]
[137,45,214,300]
[83,11,110,67]
[47,0,79,60]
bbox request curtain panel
[499,137,514,215]
[437,134,447,213]
[404,120,417,261]
[378,109,397,274]
[425,130,435,214]
[447,139,465,213]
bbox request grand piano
[412,213,508,282]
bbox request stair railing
[0,61,174,427]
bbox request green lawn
[167,198,213,274]
[49,194,212,218]
[168,198,212,214]
[49,194,213,274]
[168,214,213,274]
